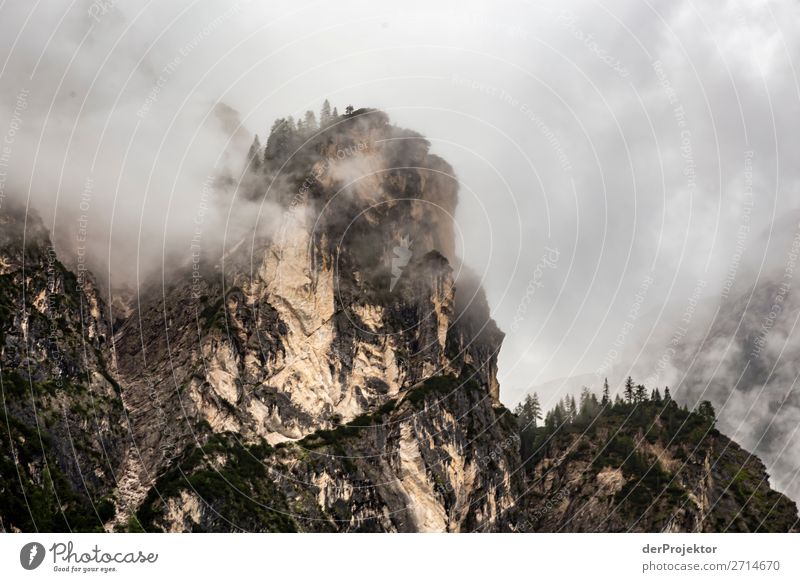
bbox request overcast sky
[2,0,800,494]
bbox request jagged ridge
[1,107,796,533]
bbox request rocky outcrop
[519,399,798,532]
[134,374,520,532]
[0,204,124,532]
[2,108,795,533]
[111,109,510,529]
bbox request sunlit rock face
[111,109,511,530]
[6,108,786,533]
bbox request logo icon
[20,542,46,570]
[390,236,413,291]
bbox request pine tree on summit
[247,135,262,170]
[634,384,647,403]
[601,378,610,405]
[697,400,716,426]
[529,393,542,425]
[565,395,577,422]
[624,376,635,403]
[514,392,542,428]
[320,99,332,126]
[264,117,294,161]
[303,110,318,132]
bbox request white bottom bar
[1,533,798,581]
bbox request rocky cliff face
[519,398,798,532]
[1,108,796,532]
[110,108,514,531]
[0,205,124,532]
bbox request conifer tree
[697,400,716,426]
[624,376,635,403]
[303,110,318,132]
[529,393,542,426]
[513,393,542,428]
[247,135,262,170]
[580,386,591,409]
[601,378,610,405]
[264,117,294,161]
[320,99,332,126]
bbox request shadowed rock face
[518,398,798,533]
[1,110,794,532]
[110,109,513,530]
[0,204,124,532]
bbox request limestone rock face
[3,109,792,533]
[520,400,798,533]
[0,205,125,532]
[113,110,511,530]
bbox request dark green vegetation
[133,432,296,533]
[4,108,799,533]
[0,371,118,532]
[132,371,515,532]
[0,402,112,532]
[244,102,391,204]
[1,207,123,533]
[515,379,798,532]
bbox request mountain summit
[0,107,796,532]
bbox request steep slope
[630,212,800,503]
[518,395,798,532]
[661,276,800,504]
[113,108,515,531]
[0,204,124,532]
[134,374,520,532]
[2,108,797,533]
